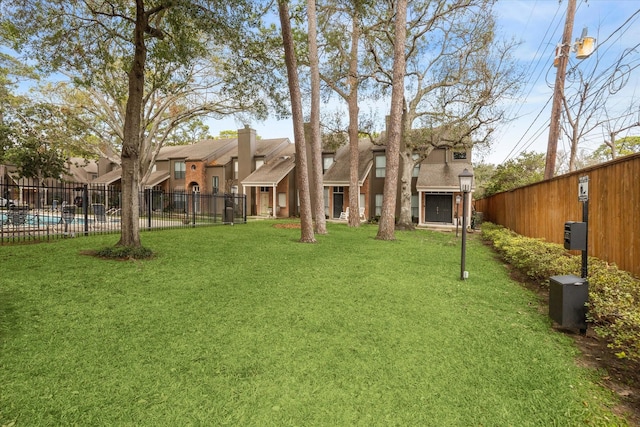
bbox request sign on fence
[578,176,589,202]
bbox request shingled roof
[415,162,474,192]
[241,144,296,186]
[322,139,375,186]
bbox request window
[174,161,186,179]
[173,192,186,210]
[278,192,286,208]
[334,186,344,193]
[411,195,418,220]
[233,160,238,179]
[260,187,270,193]
[375,194,383,216]
[231,185,238,194]
[212,176,219,194]
[453,150,467,160]
[412,153,420,178]
[255,159,264,170]
[323,156,334,172]
[375,155,386,178]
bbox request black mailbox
[564,221,586,250]
[549,275,588,331]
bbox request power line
[495,1,564,163]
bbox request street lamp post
[459,168,473,280]
[455,195,461,237]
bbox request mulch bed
[508,266,640,425]
[273,222,301,229]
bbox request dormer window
[323,156,334,172]
[412,153,420,177]
[375,155,386,178]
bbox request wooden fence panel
[476,153,640,277]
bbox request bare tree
[314,0,373,228]
[50,59,270,185]
[367,0,521,229]
[278,0,316,243]
[597,106,640,161]
[560,37,640,171]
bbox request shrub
[481,222,640,361]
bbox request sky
[205,0,640,166]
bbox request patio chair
[339,207,349,220]
[7,206,28,227]
[60,205,76,233]
[92,203,107,223]
[359,207,366,221]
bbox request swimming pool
[0,213,88,226]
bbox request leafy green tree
[470,162,496,200]
[592,136,640,162]
[152,119,211,146]
[0,54,92,181]
[2,102,92,181]
[483,151,545,197]
[366,0,522,229]
[1,0,284,248]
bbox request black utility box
[564,221,587,250]
[549,275,588,330]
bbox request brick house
[321,139,374,220]
[23,124,474,225]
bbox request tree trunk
[376,0,407,241]
[278,0,315,243]
[397,150,415,229]
[569,130,579,172]
[347,12,361,228]
[117,0,146,248]
[307,0,327,234]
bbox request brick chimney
[238,125,256,208]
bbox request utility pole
[544,0,576,180]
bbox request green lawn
[0,221,625,426]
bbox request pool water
[1,213,88,226]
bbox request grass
[0,221,625,426]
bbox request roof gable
[322,139,374,185]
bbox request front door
[333,190,344,219]
[425,194,452,223]
[260,191,270,216]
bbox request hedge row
[481,222,640,361]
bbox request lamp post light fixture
[458,168,473,280]
[455,195,461,237]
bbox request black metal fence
[0,181,246,244]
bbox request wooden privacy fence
[475,152,640,277]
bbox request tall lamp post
[459,168,473,280]
[455,195,461,237]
